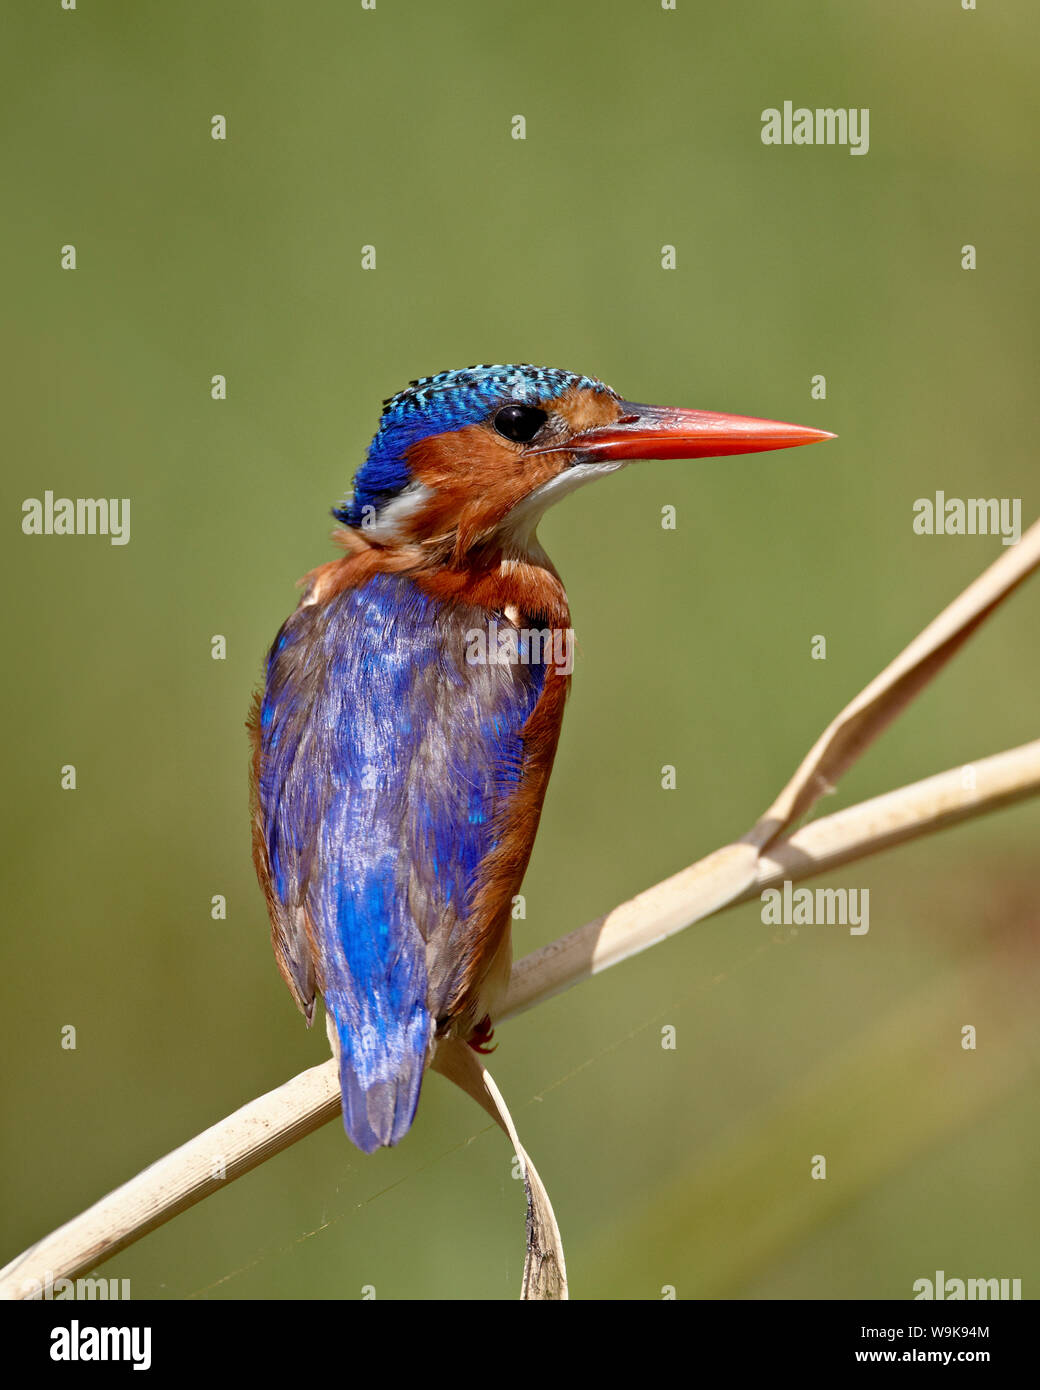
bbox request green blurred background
[3,1,1037,1300]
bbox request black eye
[493,404,547,443]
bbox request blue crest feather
[335,363,612,527]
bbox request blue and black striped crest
[336,363,616,527]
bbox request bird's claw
[468,1015,497,1054]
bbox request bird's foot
[468,1015,497,1054]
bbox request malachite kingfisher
[249,364,833,1153]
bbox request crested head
[334,364,625,556]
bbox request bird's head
[335,363,833,561]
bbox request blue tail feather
[333,1003,431,1153]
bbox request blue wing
[254,570,546,1151]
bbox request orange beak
[564,401,835,461]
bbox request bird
[249,363,833,1153]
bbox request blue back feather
[257,572,547,1151]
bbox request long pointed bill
[566,401,835,461]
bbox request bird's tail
[327,1001,432,1154]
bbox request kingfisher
[249,363,832,1153]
